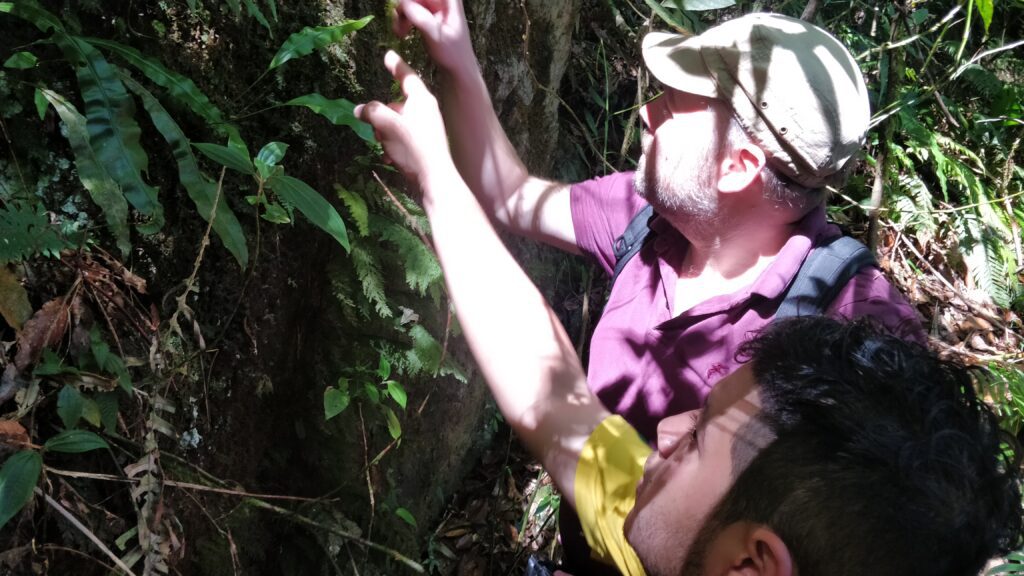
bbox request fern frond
[404,324,440,376]
[375,216,441,296]
[351,244,391,318]
[336,185,369,237]
[0,204,70,263]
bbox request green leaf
[261,203,291,224]
[284,94,375,142]
[377,356,391,380]
[0,267,31,331]
[385,380,406,410]
[121,75,249,268]
[34,349,67,376]
[56,35,162,232]
[378,218,441,295]
[336,186,369,237]
[268,16,374,70]
[244,0,273,34]
[39,89,131,255]
[193,142,255,175]
[94,392,119,434]
[324,386,350,420]
[3,51,37,69]
[255,141,288,180]
[363,382,380,404]
[267,174,350,251]
[976,0,993,33]
[81,398,102,428]
[0,451,42,530]
[394,507,417,528]
[33,87,47,120]
[57,385,85,429]
[0,1,64,33]
[645,0,687,30]
[405,324,442,375]
[44,429,109,453]
[351,245,390,317]
[85,37,239,141]
[265,0,278,21]
[384,406,401,440]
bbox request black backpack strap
[611,204,656,286]
[775,236,877,319]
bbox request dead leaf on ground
[14,296,70,370]
[0,419,29,448]
[0,268,32,331]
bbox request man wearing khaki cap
[389,2,926,571]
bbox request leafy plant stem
[246,498,425,573]
[955,0,974,65]
[868,15,905,253]
[855,5,962,61]
[38,488,140,576]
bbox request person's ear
[726,526,793,576]
[717,143,766,194]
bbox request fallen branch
[38,487,139,576]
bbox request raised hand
[392,0,475,73]
[355,51,455,194]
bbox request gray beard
[633,156,720,237]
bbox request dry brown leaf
[14,297,70,370]
[0,268,32,331]
[0,419,29,448]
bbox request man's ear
[726,526,794,576]
[717,143,766,194]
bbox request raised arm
[392,0,579,253]
[356,52,608,506]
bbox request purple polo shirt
[571,171,925,441]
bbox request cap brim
[641,32,718,98]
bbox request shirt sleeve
[570,171,647,276]
[575,415,652,576]
[827,266,927,345]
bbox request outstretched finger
[396,0,437,37]
[354,100,402,134]
[384,50,429,99]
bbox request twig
[45,466,323,502]
[38,544,119,574]
[867,14,905,253]
[372,171,434,252]
[38,488,140,576]
[357,403,376,567]
[247,498,425,573]
[800,0,820,22]
[856,5,962,60]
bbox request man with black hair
[355,51,1022,576]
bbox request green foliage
[3,51,36,69]
[0,451,42,530]
[268,16,374,70]
[284,94,375,143]
[988,549,1024,575]
[0,204,70,263]
[267,174,350,251]
[394,507,417,528]
[44,429,109,453]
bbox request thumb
[355,100,403,136]
[397,0,440,39]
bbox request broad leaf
[122,75,249,268]
[385,380,407,410]
[268,16,374,70]
[284,94,375,142]
[976,0,993,33]
[394,507,417,528]
[44,429,109,453]
[267,174,350,251]
[0,450,42,530]
[85,37,239,141]
[57,385,84,429]
[324,387,350,420]
[0,1,63,33]
[645,0,687,30]
[81,398,102,428]
[255,141,288,180]
[33,88,47,120]
[363,382,380,404]
[377,356,391,380]
[40,89,131,254]
[384,406,401,440]
[3,51,37,69]
[193,142,255,175]
[56,35,162,232]
[266,0,278,21]
[0,268,32,331]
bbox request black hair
[695,317,1022,576]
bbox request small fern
[351,244,391,318]
[0,204,70,263]
[375,217,441,296]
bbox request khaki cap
[641,13,870,188]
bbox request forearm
[422,167,607,501]
[438,66,532,226]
